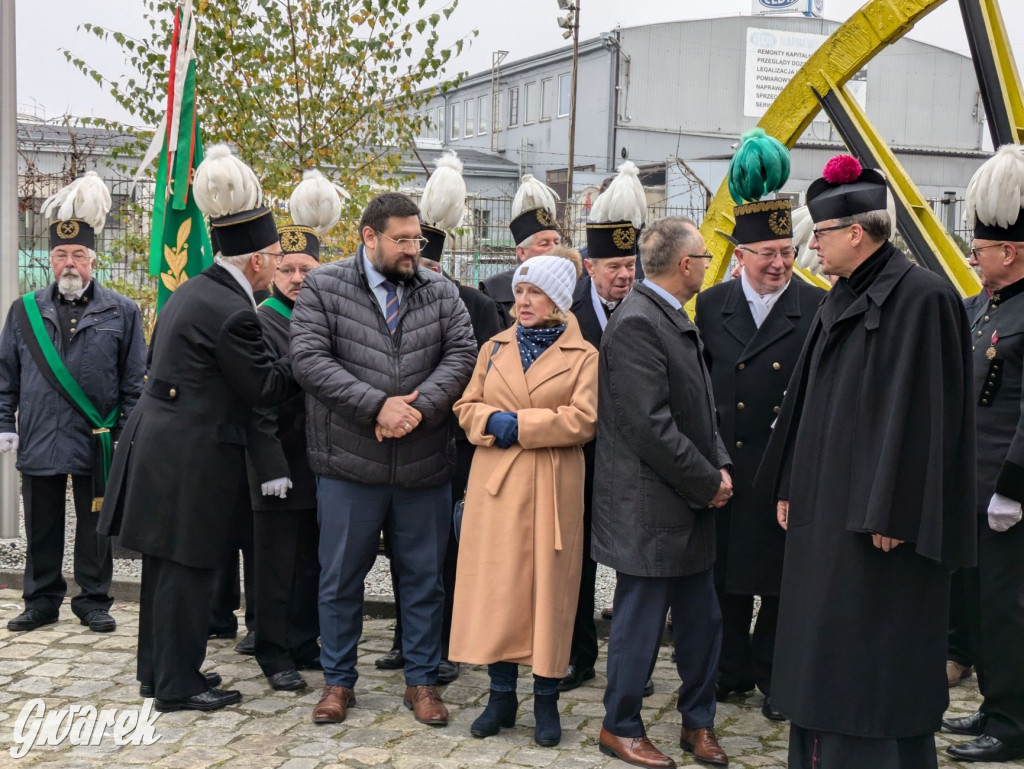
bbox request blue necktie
[383,281,399,334]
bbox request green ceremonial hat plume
[728,128,791,205]
[726,128,794,244]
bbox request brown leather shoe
[403,684,449,726]
[598,727,676,768]
[312,685,355,724]
[680,726,728,766]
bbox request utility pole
[0,0,19,538]
[558,0,580,240]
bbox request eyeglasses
[256,250,284,264]
[277,266,315,278]
[688,252,715,262]
[52,252,92,264]
[970,242,1008,259]
[377,231,429,252]
[738,246,797,260]
[811,224,853,239]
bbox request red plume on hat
[822,155,863,185]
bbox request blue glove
[485,411,519,449]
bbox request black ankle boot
[471,689,518,738]
[533,692,561,747]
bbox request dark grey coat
[0,282,146,476]
[290,247,476,488]
[591,281,731,578]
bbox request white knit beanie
[511,254,577,312]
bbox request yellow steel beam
[978,0,1024,143]
[822,75,982,297]
[693,0,949,314]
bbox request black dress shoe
[297,656,323,671]
[437,660,461,685]
[762,696,786,721]
[374,648,405,670]
[268,669,307,691]
[947,734,1024,762]
[154,687,242,712]
[7,609,58,632]
[942,711,985,736]
[140,671,222,698]
[556,664,595,692]
[81,609,116,633]
[643,678,654,697]
[234,630,256,655]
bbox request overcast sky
[13,0,1024,127]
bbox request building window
[525,82,537,124]
[508,87,520,127]
[492,91,503,132]
[464,99,475,138]
[477,208,492,240]
[450,102,461,141]
[478,95,488,135]
[558,73,571,118]
[540,78,553,121]
[436,106,444,141]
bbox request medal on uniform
[986,330,998,361]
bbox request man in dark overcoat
[0,173,146,634]
[695,144,824,719]
[559,172,640,695]
[758,155,976,769]
[594,217,732,768]
[943,143,1024,763]
[98,147,296,713]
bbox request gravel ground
[0,483,620,604]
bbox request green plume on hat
[728,128,791,205]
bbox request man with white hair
[759,155,976,768]
[0,172,146,634]
[98,146,297,713]
[480,175,562,325]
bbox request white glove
[261,477,293,499]
[988,493,1023,532]
[0,433,18,454]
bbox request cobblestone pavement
[0,589,1008,768]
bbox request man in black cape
[758,154,976,769]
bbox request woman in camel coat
[450,254,598,748]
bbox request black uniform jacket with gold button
[971,278,1024,511]
[695,276,825,595]
[98,264,297,569]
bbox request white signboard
[744,27,866,121]
[752,0,823,17]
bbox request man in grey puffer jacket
[291,192,475,727]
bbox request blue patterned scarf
[515,323,567,372]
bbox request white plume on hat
[289,170,343,237]
[791,205,821,277]
[966,143,1024,229]
[511,253,577,313]
[512,174,559,219]
[193,144,263,218]
[589,161,647,229]
[421,151,467,230]
[41,171,112,233]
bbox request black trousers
[253,507,321,676]
[138,554,215,700]
[209,487,255,635]
[947,567,974,667]
[788,724,937,769]
[603,569,722,737]
[567,441,599,671]
[22,473,112,620]
[717,592,779,696]
[965,517,1024,746]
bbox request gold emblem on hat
[56,220,80,240]
[536,209,556,228]
[612,226,636,252]
[281,229,308,253]
[768,211,791,237]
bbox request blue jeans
[489,661,560,696]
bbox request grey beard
[58,270,84,297]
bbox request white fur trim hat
[511,254,577,313]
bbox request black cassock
[758,244,976,762]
